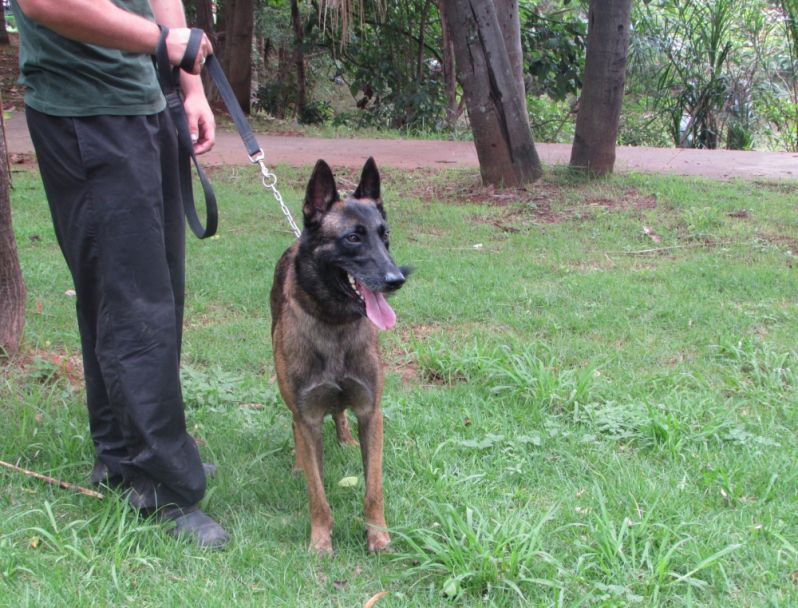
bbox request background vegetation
[224,0,798,151]
[2,166,797,606]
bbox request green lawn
[1,165,797,607]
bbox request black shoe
[156,505,229,550]
[90,460,123,488]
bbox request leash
[155,27,301,240]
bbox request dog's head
[298,157,407,331]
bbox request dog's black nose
[384,270,405,291]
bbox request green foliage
[520,6,586,102]
[629,0,798,150]
[308,0,449,133]
[297,100,333,125]
[635,0,735,148]
[526,95,576,144]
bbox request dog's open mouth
[347,273,397,331]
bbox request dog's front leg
[293,414,333,555]
[356,407,390,553]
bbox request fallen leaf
[35,300,43,315]
[240,403,265,410]
[333,580,347,591]
[30,536,40,549]
[442,578,460,598]
[338,476,359,488]
[364,591,389,608]
[64,289,76,297]
[463,417,472,426]
[642,226,662,243]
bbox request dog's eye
[346,234,361,244]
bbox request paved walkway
[5,111,797,180]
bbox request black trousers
[26,107,206,509]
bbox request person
[12,0,229,549]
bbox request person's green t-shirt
[12,0,166,117]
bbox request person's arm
[16,0,215,153]
[150,0,215,154]
[15,0,211,71]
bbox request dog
[270,158,407,555]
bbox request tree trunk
[189,0,218,48]
[569,0,632,175]
[221,0,254,114]
[291,0,307,119]
[495,0,527,120]
[416,0,432,82]
[0,111,26,358]
[186,0,218,100]
[0,4,9,46]
[443,0,542,187]
[437,1,459,132]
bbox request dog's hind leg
[291,421,305,473]
[356,407,391,553]
[293,414,334,555]
[333,411,359,447]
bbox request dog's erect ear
[303,160,340,224]
[353,157,381,201]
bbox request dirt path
[5,110,797,181]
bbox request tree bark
[186,0,218,100]
[437,0,459,132]
[443,0,542,187]
[188,0,218,48]
[0,110,26,358]
[569,0,632,175]
[291,0,307,119]
[0,4,10,46]
[416,0,432,82]
[495,0,527,120]
[221,0,254,114]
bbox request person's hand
[183,90,215,154]
[165,27,212,74]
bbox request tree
[0,3,10,46]
[0,111,26,358]
[442,0,542,186]
[437,0,461,131]
[220,0,255,114]
[290,0,307,119]
[569,0,632,175]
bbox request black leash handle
[204,54,263,161]
[155,26,218,239]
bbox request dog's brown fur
[270,158,405,554]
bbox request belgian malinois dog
[270,158,406,555]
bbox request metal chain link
[254,157,302,239]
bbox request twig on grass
[0,459,105,500]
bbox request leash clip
[248,148,265,164]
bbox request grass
[1,163,797,606]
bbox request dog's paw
[367,529,391,554]
[309,529,334,556]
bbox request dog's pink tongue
[359,283,397,331]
